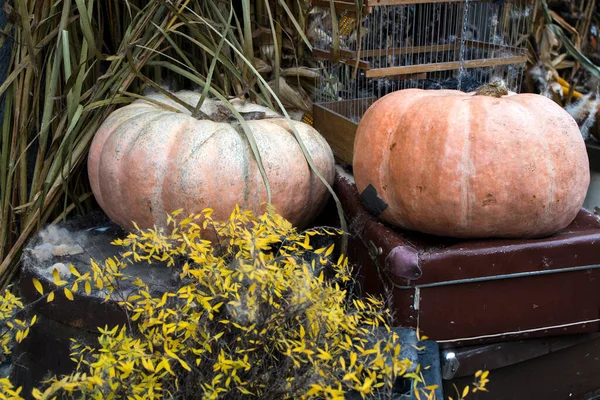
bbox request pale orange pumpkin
[88,91,335,232]
[353,88,590,239]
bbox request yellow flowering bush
[1,205,488,399]
[0,288,36,400]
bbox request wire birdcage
[309,0,534,164]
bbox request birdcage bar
[312,50,527,78]
[309,0,369,15]
[365,55,527,77]
[312,49,372,69]
[309,0,535,9]
[314,40,525,60]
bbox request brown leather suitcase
[333,168,600,348]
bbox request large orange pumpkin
[88,91,335,231]
[353,88,590,239]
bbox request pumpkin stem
[192,109,214,121]
[203,103,266,123]
[474,79,509,98]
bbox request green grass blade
[264,0,280,98]
[241,0,254,85]
[150,22,196,71]
[0,92,12,201]
[277,0,311,50]
[74,0,102,60]
[0,58,29,99]
[125,50,197,114]
[84,96,134,111]
[167,28,241,81]
[193,4,233,117]
[62,30,75,121]
[118,91,183,113]
[329,0,340,62]
[15,0,38,75]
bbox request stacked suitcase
[332,167,600,399]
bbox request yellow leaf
[32,279,43,295]
[69,264,81,277]
[349,352,357,368]
[178,358,192,372]
[64,288,74,301]
[305,385,322,396]
[462,385,470,398]
[52,268,60,284]
[317,349,332,361]
[481,370,489,380]
[47,292,55,302]
[141,357,155,372]
[159,359,174,375]
[85,281,91,295]
[325,243,335,257]
[164,343,178,360]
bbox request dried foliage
[526,0,599,101]
[524,0,600,140]
[0,0,344,290]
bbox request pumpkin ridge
[534,109,558,229]
[236,123,254,205]
[115,112,170,227]
[285,119,336,224]
[96,111,165,224]
[178,120,219,166]
[422,95,454,231]
[91,109,159,211]
[382,92,423,228]
[509,97,557,235]
[462,94,478,231]
[157,116,196,226]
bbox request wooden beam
[365,56,527,78]
[312,100,374,165]
[383,72,428,81]
[315,42,516,61]
[308,0,370,15]
[365,0,534,5]
[464,40,522,53]
[308,0,535,12]
[358,43,458,57]
[312,48,371,70]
